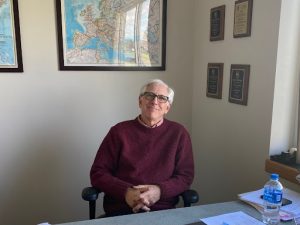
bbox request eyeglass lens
[143,92,168,103]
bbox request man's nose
[150,96,159,103]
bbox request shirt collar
[137,115,164,128]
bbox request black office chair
[82,186,199,219]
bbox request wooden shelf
[265,159,300,185]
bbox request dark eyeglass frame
[141,92,169,103]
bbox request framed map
[0,0,23,72]
[55,0,167,71]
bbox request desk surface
[55,201,295,225]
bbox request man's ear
[165,103,171,114]
[138,97,142,108]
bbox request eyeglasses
[141,92,169,103]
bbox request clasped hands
[125,184,161,213]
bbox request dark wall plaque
[206,63,223,99]
[229,64,250,105]
[210,5,225,41]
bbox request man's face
[139,83,171,124]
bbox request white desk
[54,201,295,225]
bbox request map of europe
[0,0,16,66]
[62,0,162,67]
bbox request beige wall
[191,0,284,204]
[0,1,194,224]
[1,0,300,225]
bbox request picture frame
[210,5,225,41]
[206,63,224,99]
[233,0,253,38]
[229,64,250,105]
[55,0,167,71]
[0,0,23,72]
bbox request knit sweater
[90,117,194,215]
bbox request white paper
[294,213,300,225]
[281,188,300,215]
[238,188,300,216]
[201,211,265,225]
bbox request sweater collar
[137,115,164,128]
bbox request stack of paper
[238,188,300,221]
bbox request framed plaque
[55,0,167,71]
[0,0,23,72]
[233,0,253,38]
[229,64,250,105]
[206,63,223,99]
[210,5,225,41]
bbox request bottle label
[263,188,282,204]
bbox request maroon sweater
[90,118,194,215]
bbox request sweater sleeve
[157,129,194,199]
[90,127,132,201]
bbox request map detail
[0,0,16,66]
[62,0,162,67]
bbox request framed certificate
[229,64,250,105]
[206,63,224,99]
[210,5,225,41]
[233,0,253,38]
[0,0,23,72]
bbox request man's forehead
[146,83,168,92]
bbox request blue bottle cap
[271,173,279,180]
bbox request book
[238,188,300,221]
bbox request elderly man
[90,79,194,217]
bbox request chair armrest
[82,187,102,219]
[82,187,101,202]
[180,189,199,207]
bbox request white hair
[139,79,175,104]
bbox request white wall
[0,1,194,224]
[191,0,284,204]
[269,0,300,156]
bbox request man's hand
[125,187,151,213]
[125,187,143,208]
[132,184,161,212]
[125,185,161,213]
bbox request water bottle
[262,173,283,225]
